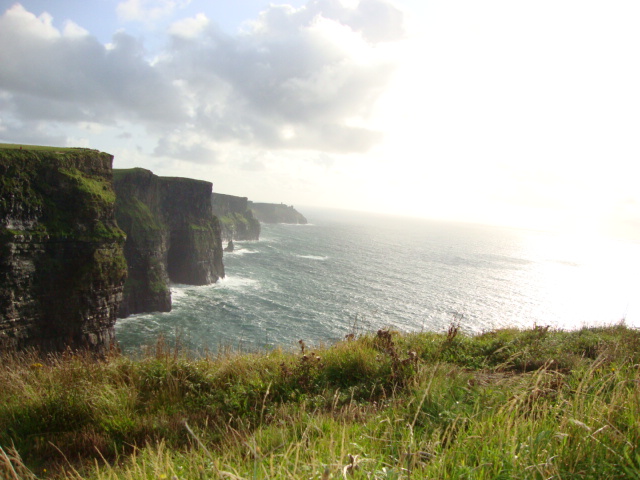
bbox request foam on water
[216,275,259,290]
[225,247,257,256]
[295,254,328,261]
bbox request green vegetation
[188,223,214,232]
[1,324,640,479]
[219,212,251,227]
[114,196,163,237]
[112,168,149,181]
[0,144,89,153]
[59,167,116,205]
[0,146,125,242]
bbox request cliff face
[112,169,170,317]
[161,178,225,284]
[211,193,261,241]
[249,202,308,224]
[113,168,224,317]
[0,146,127,352]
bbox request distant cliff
[249,202,308,224]
[211,193,261,241]
[0,146,127,352]
[113,168,224,317]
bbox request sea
[115,208,640,354]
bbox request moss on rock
[0,144,127,353]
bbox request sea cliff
[113,168,224,317]
[0,146,127,352]
[211,193,261,241]
[249,202,308,224]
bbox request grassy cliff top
[112,167,151,177]
[113,168,213,189]
[0,143,97,153]
[1,324,639,479]
[0,144,122,241]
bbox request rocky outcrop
[113,168,224,317]
[0,146,127,352]
[211,193,261,241]
[249,202,308,224]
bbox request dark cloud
[0,119,67,147]
[0,1,403,157]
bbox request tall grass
[1,325,640,479]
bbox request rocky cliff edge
[113,168,225,317]
[0,146,127,352]
[211,193,261,241]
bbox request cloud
[117,0,190,23]
[285,0,406,43]
[154,132,219,164]
[168,12,209,38]
[162,0,403,153]
[0,5,185,129]
[0,1,404,159]
[63,20,89,37]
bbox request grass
[1,324,640,479]
[0,145,125,242]
[0,144,89,152]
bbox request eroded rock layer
[113,168,224,317]
[0,147,127,352]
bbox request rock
[211,193,261,241]
[249,202,308,224]
[0,146,127,353]
[224,240,234,252]
[113,168,225,317]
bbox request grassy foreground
[1,324,640,479]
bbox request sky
[1,0,639,240]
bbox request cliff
[0,145,127,352]
[249,202,308,224]
[211,193,261,241]
[113,168,224,317]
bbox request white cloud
[168,12,209,38]
[1,4,58,39]
[63,20,89,37]
[160,0,403,153]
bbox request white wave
[170,284,190,301]
[226,248,257,256]
[115,315,141,326]
[296,254,328,261]
[216,275,259,290]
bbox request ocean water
[115,208,640,353]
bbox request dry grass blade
[342,454,359,478]
[0,445,37,480]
